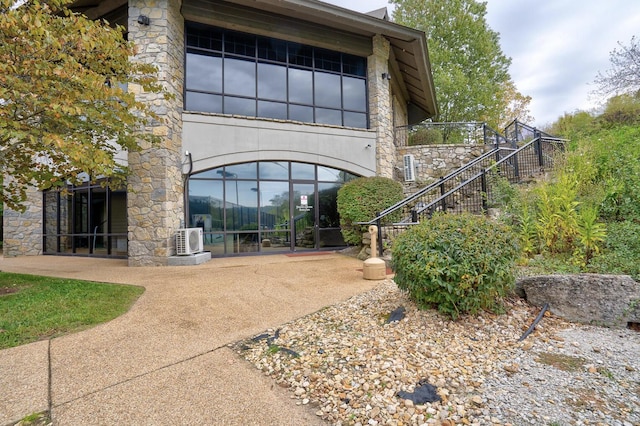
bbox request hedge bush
[337,177,405,246]
[391,213,520,319]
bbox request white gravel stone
[235,280,640,425]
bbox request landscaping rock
[396,381,441,404]
[517,274,640,327]
[235,280,640,425]
[385,306,405,323]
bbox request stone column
[127,0,185,266]
[368,35,394,179]
[3,186,43,257]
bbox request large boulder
[516,274,640,328]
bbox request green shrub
[486,171,519,209]
[391,213,520,319]
[337,177,404,246]
[408,127,443,145]
[588,220,640,280]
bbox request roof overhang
[70,0,438,123]
[219,0,438,122]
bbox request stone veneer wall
[3,185,42,257]
[398,144,491,189]
[368,35,395,179]
[392,95,409,181]
[127,0,185,266]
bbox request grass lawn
[0,272,144,350]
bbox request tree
[497,80,534,130]
[594,36,640,97]
[0,0,166,211]
[391,0,531,130]
[599,92,640,126]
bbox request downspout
[182,151,193,228]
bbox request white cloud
[326,0,640,128]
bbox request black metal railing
[375,147,503,223]
[504,119,556,147]
[413,136,566,218]
[360,120,567,255]
[395,121,510,147]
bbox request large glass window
[188,161,358,256]
[43,182,127,258]
[185,23,368,128]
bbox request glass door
[292,182,317,251]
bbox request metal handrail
[415,136,565,217]
[365,121,524,225]
[360,121,565,256]
[373,147,499,220]
[397,121,510,147]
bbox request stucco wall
[182,114,377,176]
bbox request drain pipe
[518,303,549,341]
[182,151,193,228]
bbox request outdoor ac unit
[403,154,416,182]
[176,228,203,255]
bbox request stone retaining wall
[397,144,490,192]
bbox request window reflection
[315,48,341,73]
[344,111,367,129]
[342,53,367,77]
[343,76,367,111]
[225,31,256,57]
[259,162,289,180]
[186,52,222,92]
[185,92,222,113]
[191,167,224,179]
[317,165,342,182]
[314,72,341,109]
[225,97,255,116]
[185,24,369,128]
[187,24,223,51]
[258,63,286,101]
[189,180,224,231]
[318,182,341,228]
[189,161,359,256]
[224,57,255,97]
[289,105,313,123]
[258,181,289,231]
[226,180,258,231]
[258,101,287,120]
[315,108,342,126]
[225,163,258,179]
[258,38,287,61]
[291,162,315,180]
[288,68,313,104]
[289,43,313,67]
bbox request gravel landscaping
[235,279,640,426]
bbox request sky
[324,0,640,128]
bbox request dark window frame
[184,22,369,129]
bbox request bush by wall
[337,177,404,246]
[391,213,520,319]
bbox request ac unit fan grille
[176,228,203,255]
